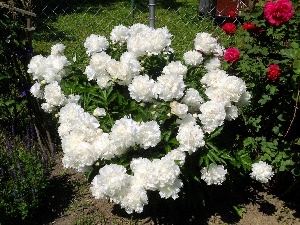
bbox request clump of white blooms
[127,25,172,57]
[198,101,226,134]
[176,119,205,153]
[84,34,109,55]
[156,73,185,101]
[204,57,222,71]
[183,50,203,67]
[181,88,204,112]
[162,61,187,77]
[110,24,129,44]
[128,75,157,102]
[194,32,223,55]
[170,101,188,118]
[201,164,227,185]
[250,161,274,183]
[90,164,130,201]
[136,121,161,149]
[27,25,252,214]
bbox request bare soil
[33,155,300,225]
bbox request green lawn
[32,1,225,58]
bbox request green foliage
[0,2,57,222]
[0,6,34,131]
[222,0,300,175]
[0,130,53,224]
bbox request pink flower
[266,64,281,80]
[222,22,237,35]
[264,0,294,26]
[224,47,240,63]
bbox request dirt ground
[33,155,300,225]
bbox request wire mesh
[31,0,250,48]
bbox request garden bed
[32,153,300,225]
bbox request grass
[32,0,226,58]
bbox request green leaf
[5,100,15,106]
[290,42,299,49]
[207,126,223,140]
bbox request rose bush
[221,0,300,191]
[28,22,278,214]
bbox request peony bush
[221,0,300,187]
[28,23,276,213]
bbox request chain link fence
[29,0,248,43]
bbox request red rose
[266,64,281,80]
[228,10,236,18]
[224,47,240,63]
[242,22,256,30]
[264,0,294,26]
[222,22,237,35]
[242,22,263,33]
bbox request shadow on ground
[32,172,78,225]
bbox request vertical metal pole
[149,0,156,28]
[131,0,135,18]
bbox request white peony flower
[27,55,47,80]
[194,32,218,54]
[106,59,135,85]
[127,26,172,57]
[61,131,99,170]
[91,132,116,160]
[110,116,139,155]
[110,24,129,44]
[250,161,274,183]
[225,104,239,121]
[30,82,43,98]
[128,75,157,102]
[84,34,109,55]
[156,74,185,101]
[84,52,112,89]
[176,121,205,153]
[162,61,187,77]
[213,44,225,57]
[43,81,66,106]
[90,164,130,200]
[151,156,183,199]
[205,86,231,107]
[51,43,66,56]
[181,88,204,112]
[118,178,149,214]
[64,94,80,104]
[58,102,99,139]
[130,158,154,189]
[136,121,161,149]
[128,23,150,36]
[183,50,203,67]
[236,91,251,106]
[201,163,227,185]
[165,149,186,166]
[204,57,222,72]
[201,69,228,88]
[198,101,226,134]
[41,102,55,113]
[158,177,182,200]
[170,101,188,118]
[120,51,141,76]
[220,76,247,103]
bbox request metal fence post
[149,0,155,28]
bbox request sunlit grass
[32,1,226,58]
